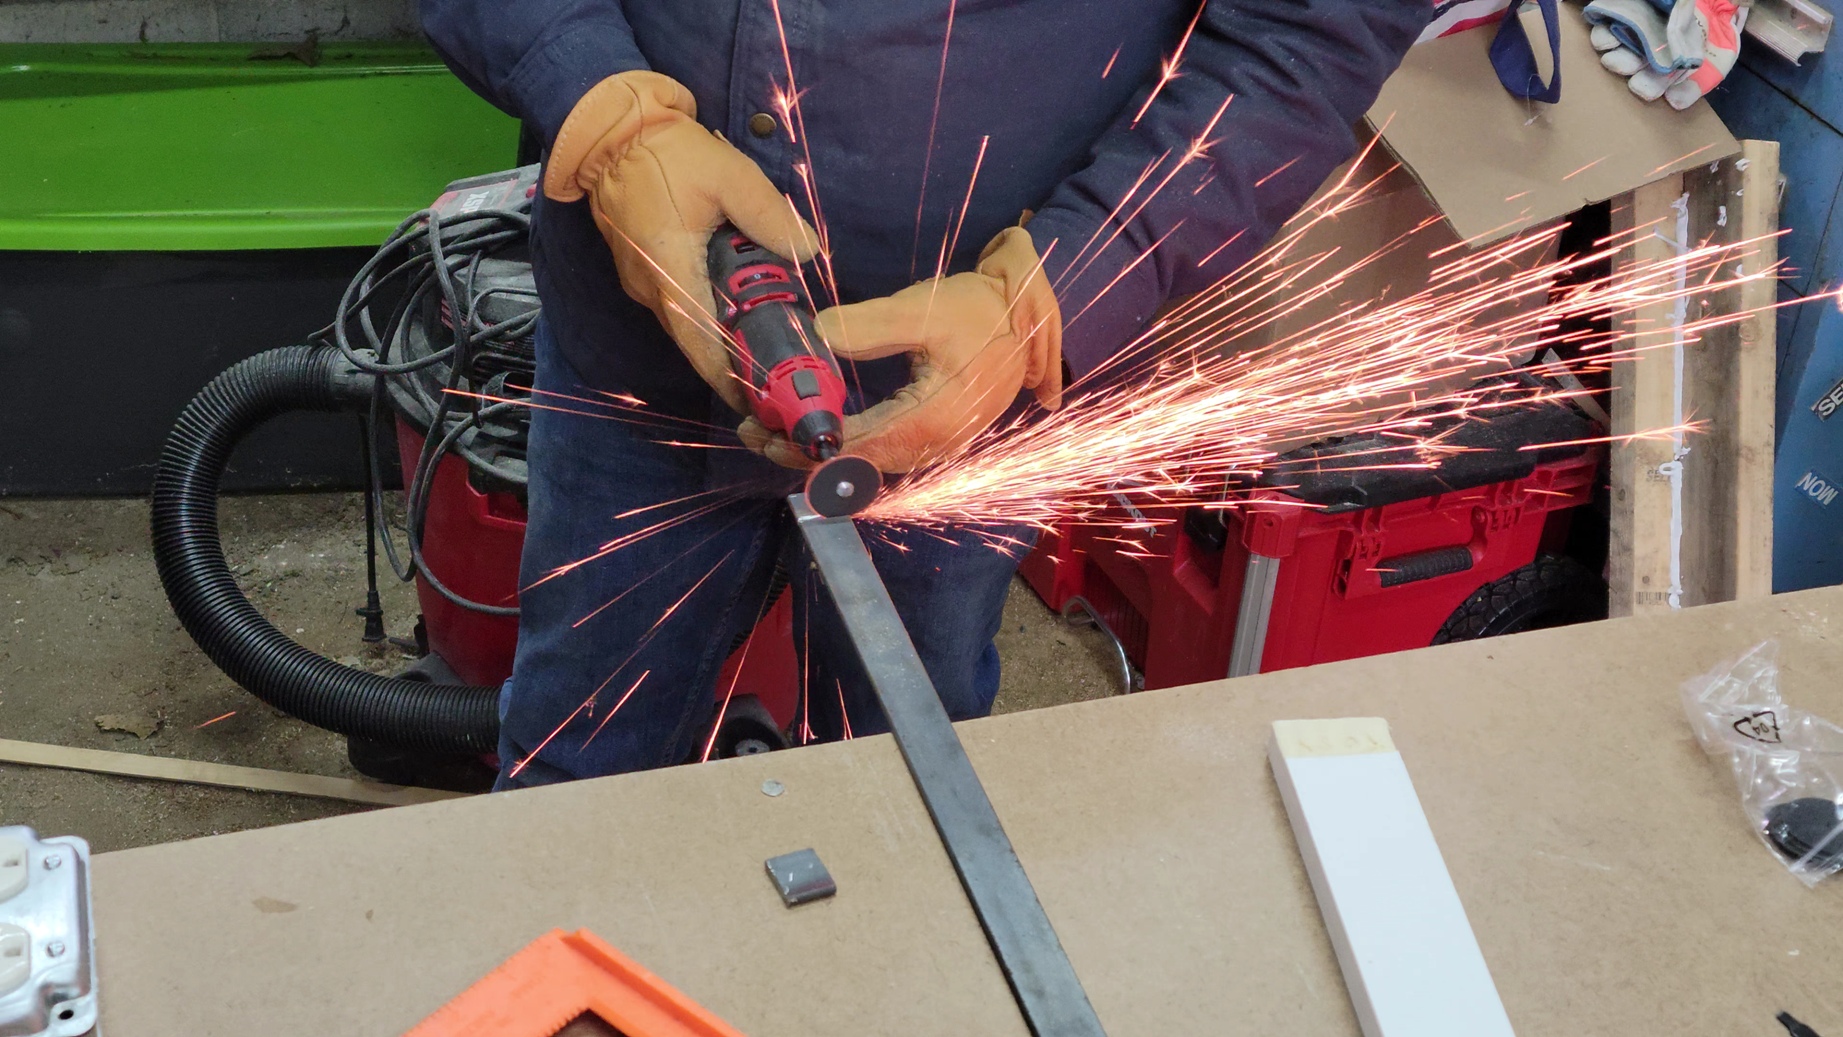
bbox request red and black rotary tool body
[708,225,848,461]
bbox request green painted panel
[0,43,519,250]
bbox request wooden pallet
[1607,139,1780,616]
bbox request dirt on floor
[0,494,1119,852]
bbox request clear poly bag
[1681,640,1843,887]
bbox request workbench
[91,586,1843,1036]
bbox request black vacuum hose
[151,345,499,754]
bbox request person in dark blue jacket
[420,0,1432,786]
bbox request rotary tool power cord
[328,205,535,618]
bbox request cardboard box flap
[1367,4,1738,243]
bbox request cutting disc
[804,454,881,518]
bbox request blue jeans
[497,323,1033,787]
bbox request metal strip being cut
[790,495,1106,1037]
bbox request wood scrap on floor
[0,738,465,807]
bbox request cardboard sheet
[1209,150,1561,387]
[88,587,1843,1037]
[1188,10,1718,392]
[1370,6,1739,242]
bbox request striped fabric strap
[1490,0,1564,102]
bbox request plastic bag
[1681,640,1843,887]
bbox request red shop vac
[151,167,800,790]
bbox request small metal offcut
[764,848,836,907]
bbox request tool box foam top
[1019,397,1605,688]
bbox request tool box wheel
[707,694,790,760]
[1432,555,1606,644]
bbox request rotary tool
[707,223,880,517]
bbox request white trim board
[1269,718,1515,1037]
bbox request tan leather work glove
[741,226,1063,474]
[544,70,819,414]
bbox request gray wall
[0,0,419,42]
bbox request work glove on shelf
[740,226,1064,475]
[1583,0,1748,110]
[543,70,820,415]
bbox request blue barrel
[1776,299,1843,591]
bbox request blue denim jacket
[421,0,1431,417]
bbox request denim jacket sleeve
[419,0,652,145]
[1025,0,1433,381]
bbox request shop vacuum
[151,167,798,790]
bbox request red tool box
[1019,400,1606,689]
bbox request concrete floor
[0,494,1118,852]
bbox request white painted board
[1269,718,1515,1037]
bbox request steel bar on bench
[790,495,1106,1037]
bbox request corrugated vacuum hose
[150,344,500,755]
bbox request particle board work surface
[90,588,1843,1037]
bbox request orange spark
[918,135,994,347]
[450,387,732,439]
[943,135,991,275]
[1052,149,1170,292]
[192,710,237,729]
[1561,156,1607,181]
[1197,228,1245,267]
[527,496,736,590]
[571,510,758,629]
[769,0,841,310]
[581,671,652,750]
[1066,219,1186,327]
[1130,2,1208,128]
[1515,424,1707,452]
[910,0,961,281]
[861,164,1784,532]
[1648,143,1718,177]
[702,591,778,762]
[1056,93,1232,293]
[613,487,735,522]
[1254,156,1301,189]
[512,554,735,778]
[800,586,814,745]
[771,87,802,146]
